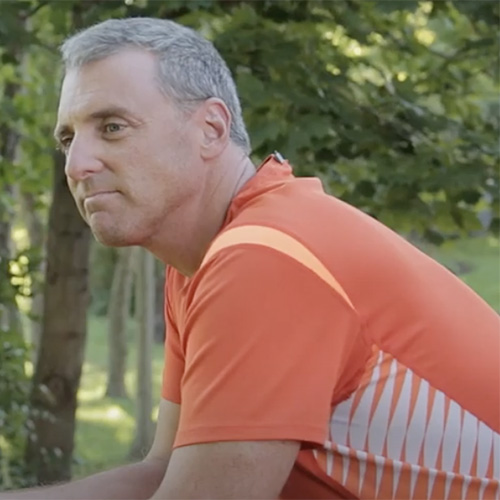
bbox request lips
[84,190,116,201]
[82,191,118,213]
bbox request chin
[92,230,129,247]
[90,223,129,247]
[92,223,149,248]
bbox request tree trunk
[105,247,134,398]
[25,152,91,484]
[128,248,155,460]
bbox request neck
[147,148,255,276]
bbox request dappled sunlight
[344,40,364,58]
[24,360,33,377]
[78,368,107,402]
[415,28,436,46]
[74,418,134,473]
[77,403,133,425]
[326,63,341,76]
[322,26,345,46]
[9,257,32,297]
[486,236,500,248]
[12,226,29,248]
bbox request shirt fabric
[162,154,500,499]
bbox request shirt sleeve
[165,245,363,448]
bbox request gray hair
[61,17,251,154]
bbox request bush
[0,331,35,490]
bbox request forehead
[57,49,165,125]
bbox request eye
[103,122,125,134]
[58,135,73,152]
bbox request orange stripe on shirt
[201,224,355,310]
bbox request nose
[64,135,105,182]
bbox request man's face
[55,49,203,248]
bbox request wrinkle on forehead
[55,50,166,133]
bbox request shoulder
[196,223,357,316]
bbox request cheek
[66,177,77,195]
[67,181,85,216]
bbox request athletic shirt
[163,154,500,499]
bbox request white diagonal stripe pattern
[368,358,398,455]
[479,477,489,500]
[477,421,493,477]
[404,378,429,463]
[324,350,499,499]
[326,449,333,476]
[374,454,385,499]
[409,463,420,500]
[392,460,403,499]
[460,411,478,475]
[443,471,454,500]
[356,449,367,494]
[494,432,500,479]
[441,400,462,470]
[386,367,413,460]
[462,475,472,499]
[423,390,445,469]
[330,396,353,447]
[348,351,383,449]
[427,468,438,499]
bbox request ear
[198,98,231,160]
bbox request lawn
[73,236,499,477]
[73,317,165,477]
[415,235,499,312]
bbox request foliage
[201,1,499,240]
[0,332,33,489]
[1,0,497,241]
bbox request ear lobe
[200,98,231,160]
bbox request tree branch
[19,0,49,21]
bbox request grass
[415,235,500,312]
[73,317,164,477]
[73,236,499,477]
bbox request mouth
[84,190,116,201]
[83,191,118,212]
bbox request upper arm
[172,246,361,449]
[145,398,180,466]
[151,439,300,499]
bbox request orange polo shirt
[162,155,500,499]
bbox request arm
[152,440,300,499]
[0,400,179,500]
[0,459,166,500]
[159,246,362,498]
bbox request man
[4,17,499,500]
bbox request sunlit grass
[73,315,164,477]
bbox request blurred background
[0,0,498,490]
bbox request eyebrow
[53,105,136,143]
